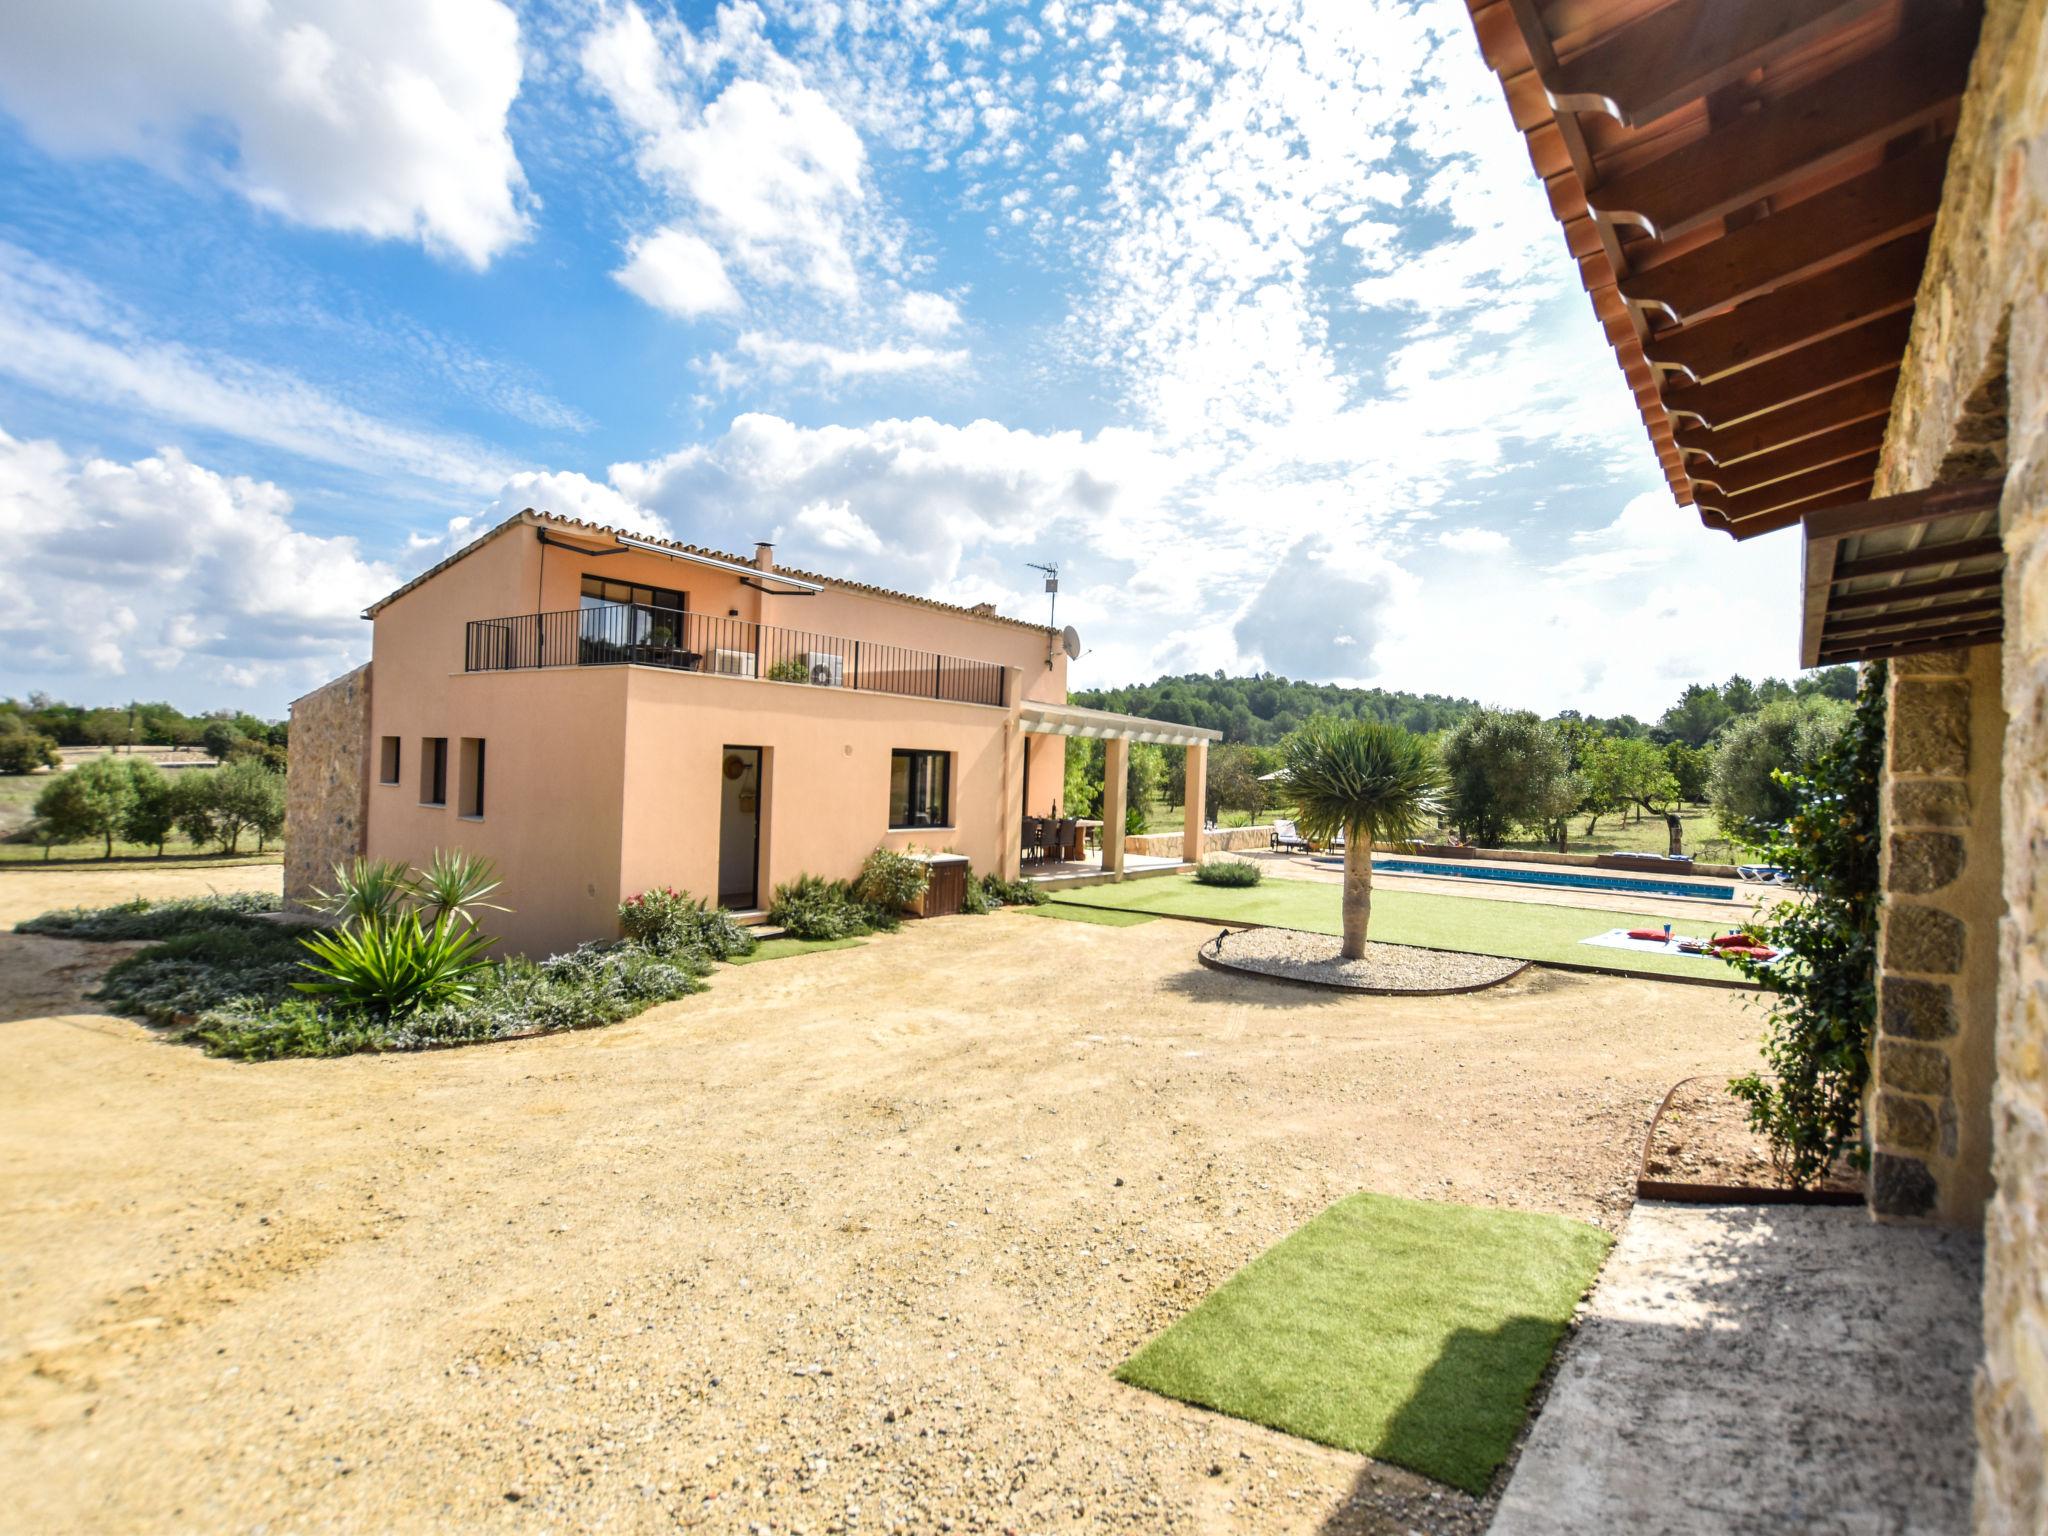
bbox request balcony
[463,605,1009,708]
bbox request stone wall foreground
[285,664,371,912]
[1872,0,2047,1525]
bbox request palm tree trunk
[1341,820,1371,960]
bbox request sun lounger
[1270,817,1312,854]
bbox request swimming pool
[1369,857,1736,902]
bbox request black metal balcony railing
[464,604,1008,708]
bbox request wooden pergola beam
[1832,535,2004,579]
[1619,137,1950,323]
[1802,474,2006,540]
[1815,622,2003,663]
[1706,451,1883,518]
[1824,596,2006,638]
[1590,21,1972,240]
[1676,370,1898,465]
[1645,232,1928,383]
[1543,0,1882,128]
[1667,311,1913,428]
[1728,479,1877,540]
[1830,571,2005,611]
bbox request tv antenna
[1026,560,1060,631]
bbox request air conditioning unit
[803,652,845,687]
[711,648,758,677]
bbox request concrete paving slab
[1491,1202,1982,1536]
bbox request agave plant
[310,857,414,924]
[294,910,497,1014]
[1283,718,1442,959]
[410,849,507,928]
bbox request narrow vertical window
[378,736,401,785]
[421,736,448,806]
[459,738,486,819]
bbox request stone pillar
[1181,741,1209,866]
[283,664,372,911]
[1100,737,1128,878]
[1870,645,2004,1223]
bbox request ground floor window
[378,736,400,785]
[890,749,950,829]
[459,738,486,819]
[421,736,448,806]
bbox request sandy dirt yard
[0,864,1768,1535]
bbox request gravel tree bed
[1202,925,1528,994]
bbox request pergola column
[1181,740,1208,866]
[1101,736,1128,878]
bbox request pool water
[1370,856,1736,902]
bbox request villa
[283,509,1218,955]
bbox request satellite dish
[1060,625,1082,660]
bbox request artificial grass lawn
[1022,903,1159,927]
[1117,1193,1611,1494]
[727,935,868,965]
[1050,875,1755,982]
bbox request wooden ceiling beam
[1800,473,2005,540]
[1590,17,1975,240]
[1666,311,1913,428]
[1707,453,1884,517]
[1543,0,1883,128]
[1830,571,2005,611]
[1825,596,2006,638]
[1619,136,1951,323]
[1645,232,1929,383]
[1816,621,2003,662]
[1676,369,1898,465]
[1727,479,1878,540]
[1832,535,2004,579]
[1689,419,1888,496]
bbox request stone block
[1889,831,1965,894]
[1880,1039,1953,1096]
[1890,679,1971,775]
[1870,1153,1938,1219]
[1893,651,1969,679]
[1884,903,1967,974]
[1882,978,1958,1040]
[1877,1092,1940,1153]
[1891,778,1971,827]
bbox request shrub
[97,921,312,1023]
[765,657,809,683]
[619,886,757,960]
[294,912,497,1015]
[768,874,892,940]
[978,872,1046,908]
[853,847,930,914]
[34,756,144,857]
[17,890,281,939]
[0,725,60,774]
[1193,857,1264,887]
[410,849,507,926]
[311,857,415,924]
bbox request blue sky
[0,0,1801,719]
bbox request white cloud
[734,333,968,380]
[582,3,872,311]
[1437,527,1511,556]
[0,0,531,268]
[0,427,392,698]
[614,226,742,318]
[0,243,512,492]
[897,291,962,335]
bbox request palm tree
[1282,718,1442,959]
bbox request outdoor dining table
[1073,818,1103,856]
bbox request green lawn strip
[727,935,868,965]
[1117,1192,1611,1494]
[1049,875,1752,982]
[1023,903,1159,927]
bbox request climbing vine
[1728,661,1887,1187]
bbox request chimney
[753,541,775,571]
[970,602,997,616]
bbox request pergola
[1015,701,1222,877]
[1466,0,2004,662]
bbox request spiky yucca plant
[1282,718,1442,959]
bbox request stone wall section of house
[284,664,371,912]
[1870,0,2046,1526]
[1872,644,2004,1225]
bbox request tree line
[1066,666,1861,850]
[23,755,285,858]
[0,694,288,773]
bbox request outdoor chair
[1271,817,1312,854]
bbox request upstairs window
[889,749,950,829]
[421,736,448,806]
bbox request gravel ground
[0,864,1767,1536]
[1205,928,1526,993]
